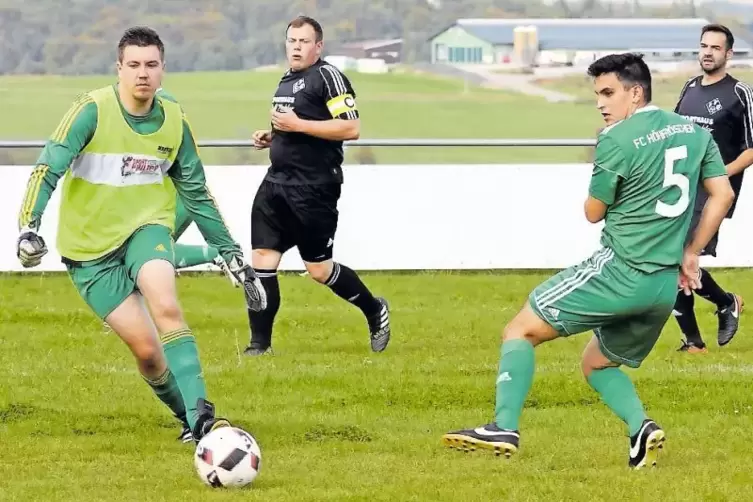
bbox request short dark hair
[118,26,165,62]
[286,16,323,42]
[587,52,652,103]
[701,23,734,51]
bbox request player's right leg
[673,290,708,353]
[442,302,559,457]
[675,210,707,351]
[125,224,232,441]
[65,254,190,441]
[245,181,290,356]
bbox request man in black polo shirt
[673,24,753,352]
[243,16,391,356]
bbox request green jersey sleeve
[168,117,242,259]
[18,94,97,230]
[700,132,728,179]
[589,134,628,206]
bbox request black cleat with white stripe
[442,423,519,458]
[367,297,391,352]
[192,398,233,443]
[717,293,744,347]
[628,419,665,469]
[177,423,194,443]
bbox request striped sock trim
[160,328,194,345]
[143,367,172,387]
[253,268,278,279]
[325,262,342,287]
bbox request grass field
[4,66,749,166]
[536,68,753,107]
[2,270,753,501]
[0,68,597,166]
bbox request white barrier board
[1,164,751,271]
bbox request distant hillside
[0,0,715,75]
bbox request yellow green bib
[57,86,183,261]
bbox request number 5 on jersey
[655,145,690,218]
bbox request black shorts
[685,209,719,257]
[251,180,341,263]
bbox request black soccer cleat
[177,423,194,443]
[192,398,232,443]
[243,344,273,357]
[367,297,391,352]
[628,419,665,469]
[442,423,519,458]
[717,294,744,347]
[677,339,708,354]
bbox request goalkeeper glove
[226,254,267,312]
[17,226,48,268]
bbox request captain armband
[326,93,358,118]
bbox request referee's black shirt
[675,74,753,216]
[266,59,359,185]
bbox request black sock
[247,269,280,349]
[674,290,704,345]
[696,268,733,309]
[325,263,381,318]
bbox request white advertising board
[1,164,750,271]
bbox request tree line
[0,0,737,75]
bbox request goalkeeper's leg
[128,225,232,440]
[104,292,190,432]
[66,249,188,438]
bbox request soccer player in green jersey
[441,53,735,468]
[15,27,266,444]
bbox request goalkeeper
[16,26,266,444]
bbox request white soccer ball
[194,426,261,488]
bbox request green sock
[587,367,648,437]
[161,328,207,431]
[143,367,186,423]
[494,339,535,431]
[174,244,219,269]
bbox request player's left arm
[271,65,360,141]
[585,135,626,223]
[168,117,242,260]
[728,82,753,176]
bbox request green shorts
[65,224,176,320]
[528,247,678,368]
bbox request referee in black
[243,16,391,356]
[673,23,753,352]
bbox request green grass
[536,69,753,109]
[0,68,603,165]
[1,66,751,165]
[2,270,753,500]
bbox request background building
[429,18,753,66]
[334,39,403,64]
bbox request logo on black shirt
[706,98,723,115]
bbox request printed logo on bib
[121,155,163,177]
